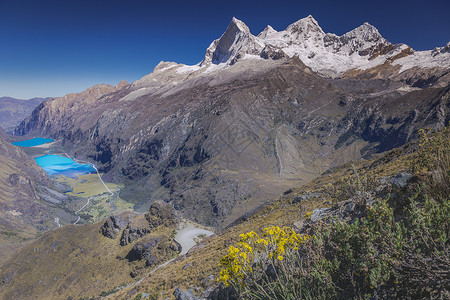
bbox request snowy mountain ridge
[198,15,449,76]
[186,15,449,76]
[128,15,449,97]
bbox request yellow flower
[218,227,313,289]
[255,238,269,245]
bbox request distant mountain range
[14,16,450,229]
[0,97,48,133]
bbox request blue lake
[35,155,96,177]
[13,137,54,147]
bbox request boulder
[391,173,412,188]
[120,224,151,246]
[174,288,198,300]
[145,200,178,228]
[101,212,135,239]
[310,207,333,223]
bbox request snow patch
[176,64,203,74]
[393,50,450,73]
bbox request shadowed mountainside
[0,97,47,133]
[14,56,450,229]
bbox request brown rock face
[260,45,289,60]
[0,97,47,133]
[145,200,178,227]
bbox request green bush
[219,126,450,299]
[220,192,449,299]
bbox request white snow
[203,62,227,74]
[157,65,177,72]
[197,16,450,76]
[393,50,450,73]
[127,16,450,94]
[176,64,203,74]
[242,53,263,60]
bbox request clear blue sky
[1,0,449,99]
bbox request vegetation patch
[217,126,450,299]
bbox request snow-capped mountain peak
[323,22,390,57]
[286,15,325,40]
[201,17,262,66]
[230,16,251,33]
[257,25,277,39]
[198,15,450,76]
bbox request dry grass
[55,173,121,198]
[0,220,178,299]
[109,144,412,299]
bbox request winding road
[73,197,93,225]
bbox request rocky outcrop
[120,224,151,246]
[260,45,288,60]
[100,201,179,245]
[101,212,136,239]
[145,200,178,227]
[174,288,198,300]
[127,237,160,262]
[127,235,180,268]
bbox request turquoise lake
[34,155,96,177]
[12,137,54,147]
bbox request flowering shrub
[217,126,449,299]
[218,226,310,297]
[219,194,448,299]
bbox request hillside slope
[0,201,181,299]
[3,126,446,299]
[0,128,51,262]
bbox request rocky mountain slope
[0,127,51,262]
[97,127,449,299]
[13,16,450,230]
[0,97,47,133]
[0,129,85,264]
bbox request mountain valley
[0,15,449,299]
